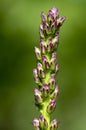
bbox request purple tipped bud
[50,52,57,71]
[42,22,50,34]
[47,43,54,52]
[57,16,66,26]
[40,39,46,54]
[51,85,59,99]
[47,38,54,53]
[51,20,57,33]
[48,7,59,23]
[41,83,50,97]
[49,75,56,91]
[33,118,40,130]
[43,22,49,29]
[42,55,50,69]
[51,7,59,19]
[39,115,48,129]
[34,88,43,104]
[50,119,59,130]
[37,63,45,78]
[52,35,59,47]
[34,46,41,60]
[39,23,44,38]
[33,69,40,84]
[41,12,47,22]
[47,99,56,113]
[47,36,59,53]
[52,53,57,62]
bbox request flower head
[33,7,65,130]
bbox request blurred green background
[0,0,86,130]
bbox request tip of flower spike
[51,7,58,15]
[48,7,59,20]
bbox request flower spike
[33,7,65,130]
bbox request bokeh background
[0,0,86,130]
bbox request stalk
[33,7,65,130]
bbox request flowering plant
[33,7,65,130]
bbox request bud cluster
[33,7,65,130]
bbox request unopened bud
[47,99,56,113]
[50,52,57,71]
[42,55,50,69]
[39,23,44,38]
[34,88,43,104]
[33,69,40,84]
[41,83,50,97]
[51,21,57,33]
[34,46,41,60]
[50,85,59,99]
[41,12,47,22]
[57,16,66,27]
[43,22,50,34]
[50,119,59,130]
[48,7,59,24]
[49,74,56,91]
[40,39,46,54]
[52,35,59,48]
[33,118,40,130]
[39,115,48,129]
[37,63,45,78]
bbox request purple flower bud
[41,12,47,22]
[50,119,59,130]
[47,36,59,53]
[37,63,45,78]
[52,35,59,48]
[46,38,54,53]
[42,21,50,34]
[34,88,43,104]
[51,52,57,63]
[51,85,59,99]
[50,52,57,71]
[40,39,47,54]
[39,23,44,38]
[48,43,54,52]
[39,115,48,129]
[49,74,56,91]
[57,16,66,26]
[47,99,56,113]
[33,69,40,84]
[34,46,41,60]
[48,7,59,23]
[42,55,50,69]
[33,118,40,130]
[51,7,59,19]
[51,20,57,33]
[41,83,50,97]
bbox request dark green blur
[0,0,86,130]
